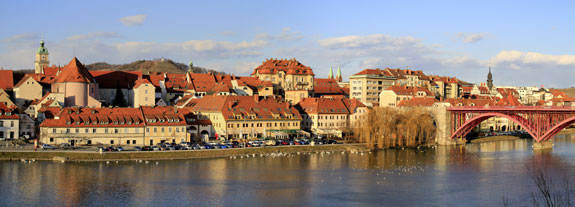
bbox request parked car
[116,147,124,151]
[134,146,143,151]
[41,144,55,150]
[152,146,160,151]
[59,143,73,149]
[105,147,115,151]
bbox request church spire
[35,39,50,74]
[336,65,342,82]
[487,65,494,91]
[328,65,333,79]
[188,57,194,73]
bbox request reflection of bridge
[447,106,575,148]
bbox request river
[2,135,575,206]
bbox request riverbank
[0,144,369,161]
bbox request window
[85,129,88,133]
[11,121,14,127]
[146,128,150,133]
[66,129,70,134]
[93,129,97,133]
[49,138,54,142]
[154,128,157,133]
[110,140,114,145]
[127,140,130,145]
[52,129,56,133]
[133,140,136,145]
[161,128,165,133]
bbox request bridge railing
[447,105,575,111]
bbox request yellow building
[13,76,43,108]
[349,69,396,107]
[39,106,187,146]
[296,96,367,138]
[192,95,303,139]
[251,58,315,94]
[133,79,156,107]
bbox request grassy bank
[0,144,369,161]
[469,135,521,143]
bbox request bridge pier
[533,140,554,150]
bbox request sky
[1,0,575,88]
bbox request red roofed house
[379,86,434,107]
[51,57,101,107]
[40,107,145,146]
[296,96,367,138]
[0,89,16,109]
[0,70,14,93]
[133,78,156,107]
[251,58,315,93]
[312,78,348,98]
[140,106,188,145]
[398,97,438,107]
[192,95,303,140]
[90,71,142,107]
[0,102,19,140]
[231,76,274,97]
[13,75,43,108]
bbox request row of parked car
[39,138,341,151]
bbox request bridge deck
[448,106,575,112]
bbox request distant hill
[85,58,225,75]
[554,88,575,97]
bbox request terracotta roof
[0,70,14,90]
[134,78,152,88]
[385,86,433,96]
[43,66,63,76]
[496,95,522,106]
[313,78,347,95]
[193,95,302,121]
[444,98,497,107]
[252,58,314,76]
[54,57,95,83]
[296,97,366,114]
[398,97,438,107]
[90,71,142,89]
[140,106,187,126]
[0,102,18,119]
[550,90,568,98]
[40,107,145,127]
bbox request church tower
[487,66,493,91]
[188,58,194,73]
[35,40,49,74]
[328,66,333,79]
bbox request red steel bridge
[448,106,575,142]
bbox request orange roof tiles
[40,107,145,127]
[296,97,366,114]
[0,102,18,119]
[140,106,186,126]
[398,97,438,107]
[193,95,301,121]
[252,58,314,76]
[313,78,347,95]
[0,70,14,90]
[134,78,152,88]
[54,57,95,83]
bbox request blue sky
[1,0,575,87]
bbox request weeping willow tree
[354,107,436,149]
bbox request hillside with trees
[85,58,226,75]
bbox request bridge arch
[451,112,539,141]
[540,116,575,141]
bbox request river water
[3,135,575,207]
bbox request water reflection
[3,136,575,206]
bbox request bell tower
[35,40,49,74]
[487,66,493,91]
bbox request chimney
[254,95,259,103]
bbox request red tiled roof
[385,86,433,96]
[252,58,314,76]
[296,97,365,114]
[40,107,145,127]
[43,66,63,76]
[313,78,347,95]
[54,57,95,83]
[550,90,568,98]
[398,97,438,107]
[352,68,391,76]
[134,78,152,88]
[90,71,142,89]
[193,95,302,121]
[140,106,187,126]
[0,70,14,90]
[496,95,522,106]
[444,98,497,107]
[0,102,18,119]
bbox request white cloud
[67,32,123,41]
[119,14,147,26]
[1,33,41,42]
[256,27,303,41]
[493,50,575,65]
[455,32,488,43]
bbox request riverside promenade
[0,144,369,161]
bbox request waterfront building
[140,106,188,145]
[133,78,156,107]
[379,86,434,107]
[191,95,303,140]
[349,68,396,107]
[18,114,35,138]
[39,106,188,146]
[296,96,367,138]
[0,103,19,140]
[251,58,315,94]
[22,92,63,119]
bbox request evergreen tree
[112,83,127,107]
